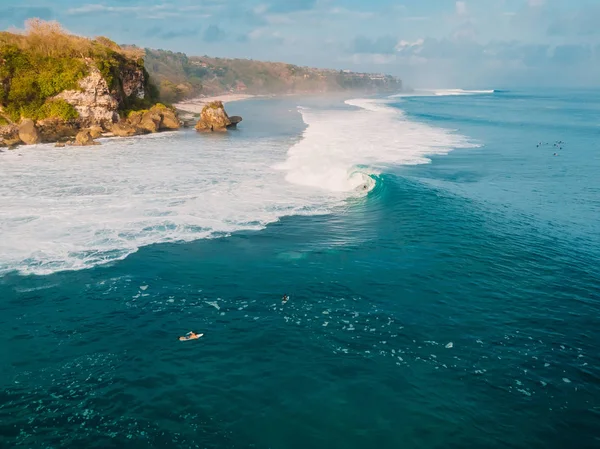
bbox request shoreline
[174,94,257,114]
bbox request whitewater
[389,89,496,98]
[0,97,473,275]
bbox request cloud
[455,1,468,17]
[240,27,285,44]
[453,20,478,41]
[551,44,592,65]
[395,39,425,51]
[203,24,226,43]
[264,14,294,25]
[67,4,150,15]
[66,3,210,19]
[351,35,398,55]
[218,6,269,27]
[253,4,269,15]
[267,0,317,14]
[329,7,374,19]
[389,36,596,73]
[528,0,545,7]
[401,16,430,22]
[145,26,200,40]
[547,6,600,37]
[345,53,398,65]
[247,28,266,40]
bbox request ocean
[0,89,599,448]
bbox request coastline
[173,91,384,115]
[174,94,257,114]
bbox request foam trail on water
[0,99,474,275]
[389,89,495,98]
[432,89,494,96]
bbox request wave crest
[432,89,494,96]
[275,98,474,193]
[389,89,495,98]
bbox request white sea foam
[431,89,494,96]
[275,98,474,191]
[389,88,495,98]
[0,98,473,275]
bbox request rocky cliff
[54,63,119,127]
[0,20,177,148]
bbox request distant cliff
[143,49,402,103]
[0,20,174,148]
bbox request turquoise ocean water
[1,89,599,448]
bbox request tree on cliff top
[0,19,144,60]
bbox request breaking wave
[389,89,496,98]
[0,98,474,275]
[431,89,495,96]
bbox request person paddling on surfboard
[179,331,203,341]
[282,294,289,303]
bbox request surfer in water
[179,331,203,341]
[282,294,290,303]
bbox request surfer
[179,331,203,341]
[282,294,289,303]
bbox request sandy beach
[174,94,256,114]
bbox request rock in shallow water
[195,101,241,132]
[88,126,103,139]
[227,116,243,128]
[74,129,99,146]
[110,121,138,137]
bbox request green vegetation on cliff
[144,49,402,102]
[0,20,156,122]
[37,99,79,121]
[143,49,204,103]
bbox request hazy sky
[1,0,599,87]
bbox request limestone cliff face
[53,60,149,128]
[55,64,119,127]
